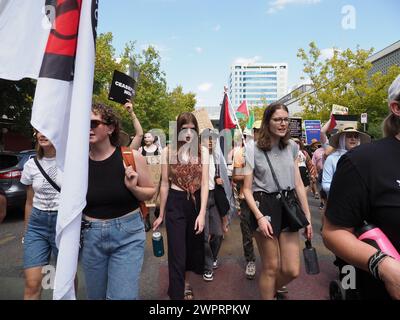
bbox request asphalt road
[0,194,337,300]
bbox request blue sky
[98,0,399,108]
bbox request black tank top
[141,146,160,156]
[83,148,139,219]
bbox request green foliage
[0,78,36,136]
[93,33,196,137]
[297,42,400,138]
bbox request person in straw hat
[323,74,400,300]
[321,126,370,196]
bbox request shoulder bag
[263,151,309,232]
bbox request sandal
[184,285,194,300]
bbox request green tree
[0,78,36,136]
[297,42,400,138]
[93,33,196,137]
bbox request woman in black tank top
[139,132,160,156]
[81,103,156,300]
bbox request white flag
[0,0,98,299]
[0,0,49,80]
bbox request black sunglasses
[90,120,109,129]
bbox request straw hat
[253,120,262,129]
[328,126,371,149]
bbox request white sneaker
[245,261,256,280]
[277,286,288,293]
[212,260,219,269]
[203,271,214,282]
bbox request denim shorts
[23,207,58,269]
[81,209,145,300]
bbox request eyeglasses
[90,120,109,129]
[271,117,289,124]
[345,132,359,139]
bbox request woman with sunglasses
[152,112,209,300]
[322,127,370,196]
[242,103,313,300]
[81,103,156,300]
[20,130,61,299]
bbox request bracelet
[367,250,389,281]
[257,215,271,222]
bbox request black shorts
[249,191,294,236]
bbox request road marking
[0,234,16,246]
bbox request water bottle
[152,231,164,257]
[303,240,320,275]
[355,222,400,260]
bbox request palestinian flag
[246,110,255,129]
[219,93,236,130]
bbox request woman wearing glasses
[242,103,313,300]
[322,127,370,196]
[81,103,156,300]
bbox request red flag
[328,114,337,131]
[236,100,249,117]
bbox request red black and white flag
[0,0,98,299]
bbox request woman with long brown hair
[242,103,313,299]
[152,112,209,300]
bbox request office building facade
[228,63,288,108]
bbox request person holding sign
[123,99,144,150]
[139,132,162,232]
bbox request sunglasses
[345,132,359,139]
[90,119,109,129]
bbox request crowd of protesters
[9,75,399,300]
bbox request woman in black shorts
[242,103,313,300]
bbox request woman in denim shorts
[81,103,156,300]
[21,131,61,299]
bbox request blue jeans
[81,210,145,300]
[23,207,58,269]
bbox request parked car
[0,150,36,215]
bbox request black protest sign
[289,117,302,138]
[108,70,137,104]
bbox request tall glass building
[228,63,288,108]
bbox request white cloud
[320,48,341,60]
[198,82,213,92]
[214,24,221,31]
[234,56,262,65]
[267,0,321,14]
